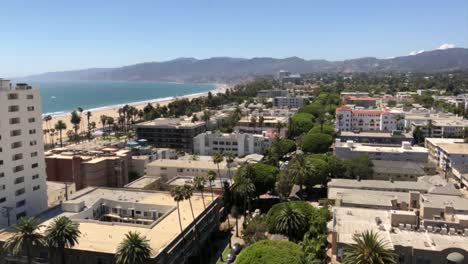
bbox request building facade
[0,80,48,227]
[273,96,307,109]
[193,132,272,157]
[135,118,206,153]
[335,106,405,132]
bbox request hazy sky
[1,0,468,76]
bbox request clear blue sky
[1,0,467,76]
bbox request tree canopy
[235,240,302,264]
[234,163,279,195]
[301,133,333,153]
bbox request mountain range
[21,48,468,83]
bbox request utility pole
[2,206,13,226]
[64,183,69,201]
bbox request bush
[266,201,315,239]
[242,216,267,245]
[235,240,302,264]
[290,113,314,137]
[235,163,279,195]
[301,133,333,153]
[308,123,335,136]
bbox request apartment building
[235,115,289,138]
[0,80,48,227]
[45,147,131,190]
[256,89,289,98]
[135,118,206,153]
[0,187,221,264]
[193,132,272,157]
[338,131,414,145]
[273,96,307,108]
[335,106,405,132]
[341,95,378,108]
[250,108,297,118]
[334,140,428,162]
[372,160,432,181]
[411,119,468,138]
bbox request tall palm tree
[288,153,309,195]
[193,176,206,209]
[77,107,84,134]
[86,111,92,140]
[182,185,195,220]
[206,170,217,200]
[212,153,224,192]
[274,204,307,240]
[45,216,81,264]
[70,110,81,143]
[225,153,235,183]
[343,230,396,264]
[171,186,185,232]
[234,176,256,216]
[4,217,44,264]
[100,115,107,138]
[115,231,152,264]
[54,120,67,147]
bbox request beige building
[0,187,220,264]
[235,115,288,138]
[372,160,434,181]
[46,181,76,207]
[124,176,160,190]
[0,80,48,227]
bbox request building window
[16,212,26,220]
[27,106,35,111]
[26,94,34,99]
[11,141,22,149]
[31,152,38,158]
[8,93,18,100]
[9,118,20,125]
[12,153,23,161]
[8,105,19,112]
[16,200,26,208]
[0,172,4,178]
[14,177,25,184]
[29,129,36,135]
[31,163,38,168]
[0,197,6,203]
[28,118,35,123]
[30,140,37,146]
[33,185,40,191]
[10,130,21,137]
[0,185,5,190]
[32,174,39,180]
[15,188,25,196]
[13,165,24,173]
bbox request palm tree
[206,170,217,200]
[288,153,308,195]
[234,176,255,216]
[212,153,224,192]
[100,114,107,138]
[45,216,81,264]
[115,231,152,264]
[70,110,81,143]
[274,204,307,240]
[343,230,396,264]
[225,153,235,183]
[171,186,185,232]
[86,111,92,140]
[4,217,44,264]
[77,107,84,134]
[54,120,67,147]
[193,176,206,209]
[182,185,195,220]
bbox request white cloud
[409,50,425,56]
[437,43,456,50]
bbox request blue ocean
[18,81,215,116]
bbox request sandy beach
[42,83,229,143]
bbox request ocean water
[19,81,215,116]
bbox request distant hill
[22,48,468,83]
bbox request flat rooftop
[372,160,426,175]
[339,131,413,139]
[0,187,217,256]
[336,141,428,154]
[124,176,159,189]
[437,143,468,155]
[135,118,205,128]
[47,181,73,191]
[329,188,409,207]
[146,158,229,170]
[425,138,465,145]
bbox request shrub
[266,201,315,239]
[235,240,302,264]
[301,133,333,153]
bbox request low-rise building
[124,176,161,190]
[235,115,288,138]
[335,106,405,132]
[273,96,307,108]
[334,140,428,162]
[341,95,378,108]
[338,131,414,145]
[0,187,220,264]
[256,89,289,98]
[372,160,434,181]
[193,132,272,157]
[45,147,131,190]
[46,181,76,207]
[135,118,206,153]
[131,148,177,175]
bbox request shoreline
[42,83,230,142]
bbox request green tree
[234,163,279,196]
[171,186,185,232]
[193,176,206,209]
[212,153,224,192]
[344,156,374,179]
[242,216,267,244]
[206,170,217,200]
[290,113,315,137]
[343,230,396,264]
[301,133,333,153]
[288,153,309,193]
[235,240,302,264]
[234,175,256,216]
[182,185,195,220]
[45,216,81,264]
[70,110,81,143]
[275,171,294,200]
[54,120,67,147]
[115,231,152,264]
[4,217,44,264]
[273,204,307,241]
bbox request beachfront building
[45,146,131,190]
[337,131,414,145]
[334,140,428,162]
[335,106,405,132]
[273,96,307,108]
[0,79,48,227]
[235,115,289,138]
[193,131,273,157]
[0,187,221,264]
[135,118,206,153]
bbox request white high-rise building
[0,79,48,227]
